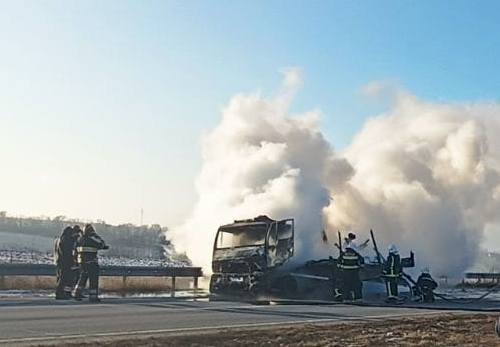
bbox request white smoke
[326,84,500,276]
[174,73,500,277]
[172,69,333,270]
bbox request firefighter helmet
[84,224,95,235]
[388,244,399,254]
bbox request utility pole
[140,208,144,226]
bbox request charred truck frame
[210,216,294,300]
[210,215,414,301]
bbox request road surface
[0,297,472,346]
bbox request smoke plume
[173,69,333,269]
[326,85,500,276]
[174,73,500,276]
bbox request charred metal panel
[210,216,293,299]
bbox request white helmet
[388,244,399,254]
[347,240,358,252]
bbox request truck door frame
[266,218,294,267]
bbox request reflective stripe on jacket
[339,248,362,270]
[76,246,98,253]
[76,232,107,264]
[383,253,402,277]
[417,273,438,290]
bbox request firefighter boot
[89,287,100,303]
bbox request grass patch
[0,275,194,294]
[38,313,500,347]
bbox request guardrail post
[193,276,198,298]
[171,276,176,298]
[121,275,127,297]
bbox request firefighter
[339,245,364,301]
[343,232,370,254]
[383,244,402,303]
[415,268,438,303]
[71,225,83,288]
[73,224,109,302]
[54,226,77,300]
[343,232,357,250]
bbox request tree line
[0,211,190,264]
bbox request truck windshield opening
[216,225,267,249]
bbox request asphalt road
[0,297,462,346]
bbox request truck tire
[282,276,298,299]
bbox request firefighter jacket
[383,253,402,278]
[339,248,363,271]
[416,273,437,292]
[54,229,77,268]
[76,232,108,265]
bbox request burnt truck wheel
[208,294,225,302]
[250,283,270,305]
[281,276,299,299]
[253,299,270,305]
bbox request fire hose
[370,230,498,304]
[401,272,500,304]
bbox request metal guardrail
[465,272,500,280]
[0,264,203,297]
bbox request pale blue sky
[1,1,500,226]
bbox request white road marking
[0,310,445,344]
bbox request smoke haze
[174,72,500,276]
[327,85,500,276]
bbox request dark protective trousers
[385,276,399,299]
[421,289,435,303]
[332,276,343,301]
[72,267,80,287]
[332,267,343,301]
[74,263,100,300]
[55,265,74,298]
[342,269,362,300]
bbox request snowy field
[0,249,189,267]
[0,231,54,253]
[0,230,190,267]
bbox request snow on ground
[99,256,189,267]
[0,290,206,298]
[0,230,190,267]
[0,249,53,265]
[0,231,54,253]
[0,249,190,267]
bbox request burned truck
[210,215,411,301]
[209,215,294,300]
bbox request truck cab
[209,215,294,299]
